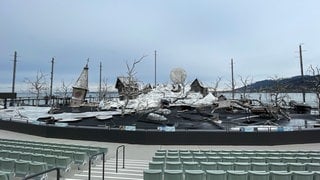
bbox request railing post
[116,145,125,173]
[23,167,60,180]
[88,152,105,180]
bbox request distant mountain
[236,75,319,93]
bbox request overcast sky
[1,0,320,92]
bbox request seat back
[227,170,248,180]
[14,160,29,177]
[164,170,183,180]
[248,171,269,180]
[292,171,314,180]
[206,170,227,180]
[143,169,162,180]
[185,170,205,180]
[270,171,292,180]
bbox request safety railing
[88,152,106,180]
[116,145,125,173]
[23,167,60,180]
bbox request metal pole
[50,57,54,103]
[10,51,17,106]
[99,62,102,101]
[231,58,235,99]
[154,50,157,88]
[12,51,17,94]
[299,44,306,103]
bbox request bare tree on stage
[100,78,108,101]
[55,80,72,105]
[24,70,48,106]
[239,75,253,100]
[269,75,288,107]
[121,55,146,115]
[212,76,222,97]
[308,65,320,112]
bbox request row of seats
[0,149,80,170]
[0,139,106,157]
[149,161,320,172]
[0,158,47,179]
[144,169,320,180]
[0,171,12,180]
[155,150,320,158]
[0,138,108,179]
[152,155,320,164]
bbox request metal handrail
[23,167,60,180]
[88,152,105,180]
[116,145,125,173]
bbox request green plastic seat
[193,152,205,157]
[165,161,182,170]
[181,156,193,162]
[217,162,234,171]
[143,169,162,180]
[43,155,56,169]
[149,161,164,171]
[282,157,296,163]
[267,157,282,163]
[31,153,44,163]
[248,171,270,180]
[200,162,217,171]
[8,151,20,160]
[0,173,9,180]
[251,162,269,171]
[234,162,251,171]
[74,151,87,166]
[230,152,242,157]
[56,156,72,173]
[312,157,320,163]
[288,163,305,171]
[61,151,75,161]
[208,156,222,162]
[40,149,52,155]
[306,163,320,171]
[164,170,183,180]
[206,152,217,157]
[19,152,32,161]
[218,152,230,157]
[0,158,15,173]
[155,151,166,156]
[166,156,180,162]
[236,156,250,163]
[206,170,227,180]
[167,152,179,157]
[251,157,265,163]
[227,170,248,180]
[292,171,314,180]
[0,150,10,158]
[221,156,236,162]
[183,161,199,171]
[194,156,207,163]
[29,161,48,180]
[180,152,192,157]
[314,171,320,180]
[51,150,63,156]
[270,171,292,180]
[269,162,288,171]
[185,170,205,180]
[296,157,311,163]
[14,160,29,177]
[152,156,165,162]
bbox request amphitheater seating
[0,138,108,179]
[144,149,320,180]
